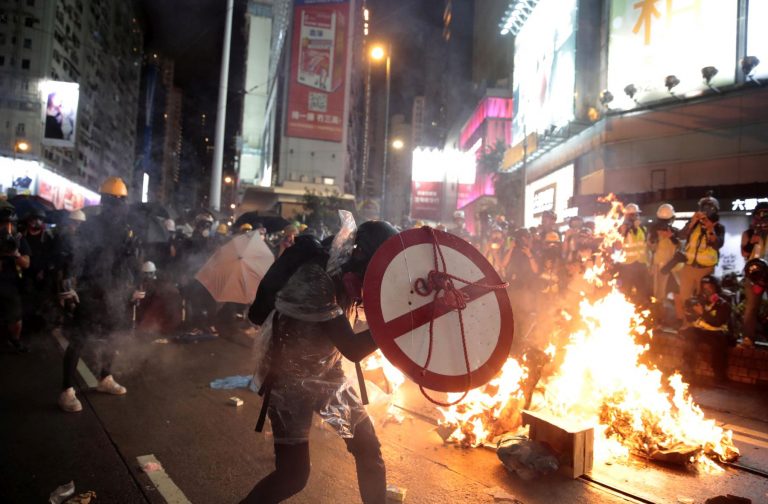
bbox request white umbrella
[195,232,275,304]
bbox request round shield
[363,227,514,393]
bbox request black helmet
[745,258,768,287]
[346,220,398,275]
[698,191,720,216]
[0,206,18,223]
[23,207,46,221]
[699,274,721,293]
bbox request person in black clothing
[58,177,144,413]
[242,222,397,504]
[0,205,31,352]
[681,275,731,384]
[20,207,55,334]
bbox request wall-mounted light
[599,90,614,107]
[741,56,762,85]
[624,84,638,101]
[701,66,720,93]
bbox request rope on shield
[413,227,509,407]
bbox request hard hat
[656,203,675,220]
[623,203,640,215]
[164,219,176,232]
[141,261,157,273]
[217,223,230,235]
[283,224,298,235]
[543,231,561,244]
[69,209,86,222]
[453,210,465,219]
[353,220,398,263]
[298,223,308,232]
[699,274,721,292]
[99,177,128,197]
[698,192,720,211]
[195,213,214,225]
[239,223,252,232]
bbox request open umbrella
[8,195,55,219]
[195,232,275,304]
[234,212,290,233]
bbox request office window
[21,58,30,69]
[0,55,4,66]
[16,123,25,135]
[0,33,5,45]
[24,17,35,27]
[27,0,35,6]
[23,38,31,49]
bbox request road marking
[136,454,191,504]
[53,332,99,388]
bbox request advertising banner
[285,0,349,142]
[524,164,574,228]
[33,165,100,210]
[410,181,442,221]
[512,0,577,142]
[607,0,737,109]
[40,81,80,147]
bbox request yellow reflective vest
[685,224,718,267]
[623,226,648,265]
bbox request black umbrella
[130,202,178,220]
[9,195,55,220]
[234,212,290,234]
[127,210,169,245]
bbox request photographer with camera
[740,201,768,345]
[681,275,731,384]
[616,203,651,306]
[674,192,725,327]
[649,203,680,325]
[0,204,31,352]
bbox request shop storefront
[0,157,100,210]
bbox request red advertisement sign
[286,0,349,142]
[410,181,442,221]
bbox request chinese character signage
[731,198,768,213]
[607,0,738,109]
[512,0,577,141]
[286,0,349,142]
[524,164,574,228]
[411,181,442,221]
[40,81,79,148]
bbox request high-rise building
[135,55,183,204]
[238,0,363,220]
[0,0,142,198]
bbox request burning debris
[430,194,739,472]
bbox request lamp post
[370,44,391,221]
[223,175,235,216]
[13,139,30,160]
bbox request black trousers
[241,416,386,504]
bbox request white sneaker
[59,387,83,412]
[96,375,127,395]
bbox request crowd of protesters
[3,179,768,411]
[424,194,768,383]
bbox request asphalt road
[2,329,767,504]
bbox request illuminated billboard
[524,164,574,228]
[40,81,80,147]
[747,1,768,80]
[607,0,738,109]
[285,0,349,142]
[512,0,577,142]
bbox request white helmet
[69,209,86,222]
[164,219,176,232]
[195,213,214,225]
[656,203,675,220]
[623,203,640,215]
[141,261,157,274]
[453,210,465,220]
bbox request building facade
[499,0,768,276]
[0,0,142,198]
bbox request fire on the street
[363,195,740,470]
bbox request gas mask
[700,203,718,221]
[201,229,210,238]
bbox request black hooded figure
[242,221,398,504]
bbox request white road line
[136,454,192,504]
[53,332,99,388]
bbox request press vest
[623,226,648,265]
[685,224,718,267]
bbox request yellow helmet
[99,177,128,197]
[239,223,253,232]
[216,223,229,235]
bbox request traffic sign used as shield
[363,227,514,393]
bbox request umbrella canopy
[195,232,275,304]
[130,201,178,220]
[8,195,55,219]
[127,212,169,245]
[234,212,290,234]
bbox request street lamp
[391,138,404,150]
[13,139,30,159]
[370,43,391,221]
[224,176,233,184]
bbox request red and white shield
[363,228,514,393]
